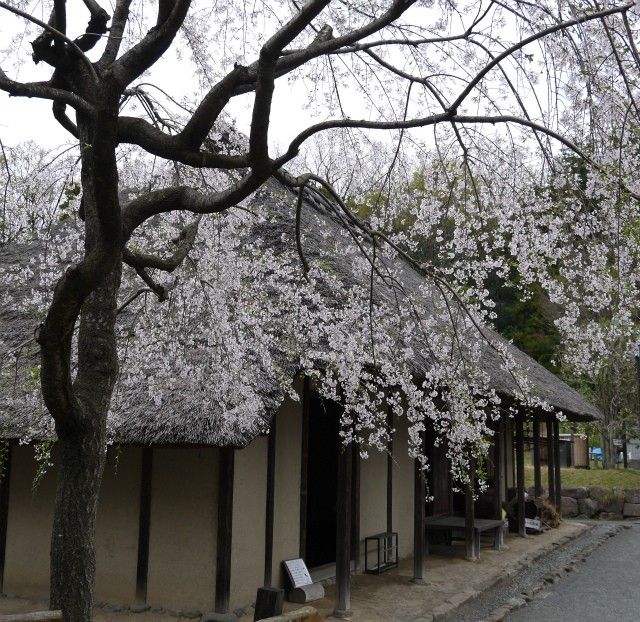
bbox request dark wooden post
[0,442,12,594]
[493,418,505,520]
[515,415,526,537]
[553,418,562,513]
[546,415,556,506]
[334,444,353,618]
[215,447,235,613]
[351,447,360,569]
[135,446,153,604]
[264,418,277,586]
[386,406,393,533]
[532,417,542,497]
[465,458,476,560]
[299,378,310,559]
[411,434,426,583]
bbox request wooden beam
[215,447,235,613]
[546,415,556,507]
[386,406,393,533]
[334,444,353,618]
[515,415,526,538]
[465,458,476,560]
[264,417,277,586]
[532,417,542,497]
[411,433,426,583]
[299,377,310,560]
[553,418,562,514]
[0,442,12,594]
[135,446,153,604]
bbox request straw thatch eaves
[0,180,601,449]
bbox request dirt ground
[0,521,589,622]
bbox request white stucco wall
[4,445,56,598]
[271,391,303,588]
[95,447,141,604]
[146,447,217,612]
[230,436,268,610]
[392,417,414,560]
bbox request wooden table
[424,515,505,559]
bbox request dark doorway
[305,393,340,568]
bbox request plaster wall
[230,436,268,610]
[4,445,56,598]
[270,391,303,588]
[95,447,141,603]
[391,417,414,560]
[146,447,217,612]
[358,447,387,568]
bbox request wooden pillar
[493,418,505,520]
[465,458,476,560]
[334,444,353,618]
[135,446,153,604]
[515,415,526,538]
[386,406,393,533]
[351,447,360,570]
[553,418,562,513]
[215,447,235,613]
[0,443,12,594]
[299,377,310,559]
[532,417,542,497]
[546,416,556,506]
[412,433,426,583]
[264,418,277,586]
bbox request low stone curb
[475,524,628,622]
[427,524,592,621]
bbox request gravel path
[440,521,629,622]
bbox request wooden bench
[260,606,322,622]
[425,515,505,559]
[0,612,62,621]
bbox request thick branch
[117,116,249,168]
[112,0,191,86]
[180,0,418,149]
[121,171,270,236]
[0,68,94,114]
[74,0,110,53]
[99,0,134,67]
[124,217,201,272]
[0,1,98,80]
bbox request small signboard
[282,558,313,589]
[525,517,542,532]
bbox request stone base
[288,582,325,604]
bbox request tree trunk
[47,106,122,621]
[601,422,616,469]
[49,420,106,620]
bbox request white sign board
[283,558,313,589]
[525,517,542,532]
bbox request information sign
[282,558,313,589]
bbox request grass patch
[524,465,640,489]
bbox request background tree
[1,0,639,619]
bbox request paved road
[507,523,640,622]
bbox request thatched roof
[0,179,601,448]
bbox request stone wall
[558,487,640,520]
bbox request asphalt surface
[506,522,640,622]
[441,522,636,622]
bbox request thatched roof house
[0,178,599,617]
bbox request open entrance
[305,393,340,569]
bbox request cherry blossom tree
[0,0,638,619]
